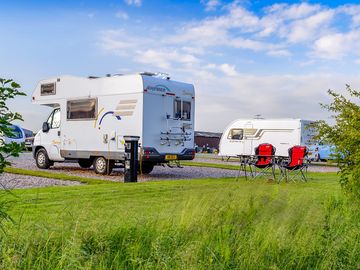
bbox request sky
[1,0,360,132]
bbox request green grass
[4,167,114,185]
[0,172,359,269]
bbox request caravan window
[174,100,191,121]
[67,99,97,120]
[228,129,243,140]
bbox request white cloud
[218,64,238,76]
[266,49,291,57]
[115,10,129,20]
[206,63,238,76]
[194,73,360,131]
[99,30,138,56]
[167,2,360,60]
[135,49,199,69]
[124,0,142,7]
[285,10,335,43]
[312,31,360,59]
[201,0,221,11]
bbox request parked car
[0,124,26,145]
[308,144,336,162]
[25,136,35,151]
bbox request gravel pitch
[0,173,82,190]
[2,152,338,189]
[6,153,240,183]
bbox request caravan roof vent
[88,76,99,79]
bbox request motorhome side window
[67,99,97,120]
[174,99,191,121]
[228,129,243,140]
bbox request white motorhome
[219,119,316,157]
[31,73,195,174]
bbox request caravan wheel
[93,157,114,175]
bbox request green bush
[315,85,360,198]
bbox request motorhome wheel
[93,157,114,175]
[35,148,52,169]
[78,159,93,169]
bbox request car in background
[308,144,336,162]
[25,136,34,151]
[0,124,26,145]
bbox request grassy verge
[0,173,359,269]
[3,167,113,185]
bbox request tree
[315,85,360,198]
[0,78,26,173]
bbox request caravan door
[227,128,246,155]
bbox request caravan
[219,119,316,157]
[31,73,195,174]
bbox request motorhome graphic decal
[99,111,121,125]
[94,99,137,128]
[145,85,170,93]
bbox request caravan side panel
[219,119,304,157]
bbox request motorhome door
[43,108,63,161]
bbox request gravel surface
[0,173,82,189]
[3,152,338,189]
[6,153,241,183]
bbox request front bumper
[141,147,195,163]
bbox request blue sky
[2,0,360,131]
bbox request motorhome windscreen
[67,99,97,120]
[174,100,191,121]
[228,129,243,140]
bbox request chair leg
[300,169,307,182]
[272,165,276,182]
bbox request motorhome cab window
[67,99,97,120]
[47,109,61,129]
[228,129,243,140]
[174,100,191,121]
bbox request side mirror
[42,122,50,133]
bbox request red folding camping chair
[278,145,309,182]
[248,143,276,180]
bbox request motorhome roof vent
[155,72,170,80]
[140,72,170,80]
[140,71,156,76]
[88,76,99,79]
